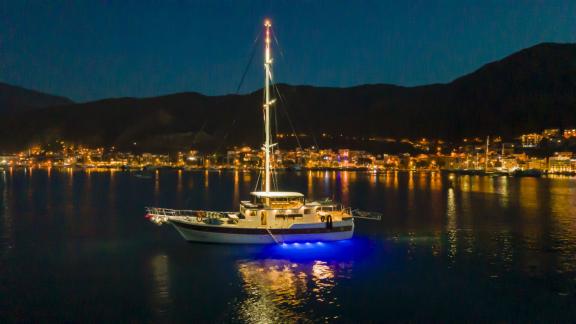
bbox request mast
[263,19,275,193]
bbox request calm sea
[1,169,575,322]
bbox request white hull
[170,219,354,244]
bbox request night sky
[1,0,575,102]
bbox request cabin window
[303,209,313,214]
[252,196,304,209]
[275,214,303,219]
[270,198,303,209]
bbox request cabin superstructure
[239,191,351,227]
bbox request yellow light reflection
[307,170,313,198]
[446,188,457,260]
[177,169,183,194]
[233,170,239,207]
[341,171,349,206]
[150,254,171,316]
[369,172,376,188]
[235,259,348,323]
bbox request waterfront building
[399,153,412,170]
[563,128,576,139]
[0,155,16,166]
[337,149,350,165]
[526,158,547,170]
[542,128,561,138]
[436,155,460,170]
[548,152,573,173]
[521,133,543,148]
[501,143,516,156]
[141,153,170,167]
[501,158,519,171]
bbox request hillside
[0,42,575,152]
[0,82,73,113]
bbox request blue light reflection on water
[255,237,375,261]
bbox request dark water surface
[1,169,575,322]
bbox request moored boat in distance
[512,168,543,177]
[145,19,366,244]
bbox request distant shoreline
[2,165,575,177]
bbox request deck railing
[146,207,232,218]
[147,206,361,221]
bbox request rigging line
[272,84,281,192]
[271,28,318,152]
[192,120,208,144]
[272,83,303,150]
[271,146,279,191]
[254,169,262,192]
[274,165,279,191]
[309,127,320,151]
[183,121,209,207]
[214,31,262,154]
[236,30,262,94]
[270,147,275,191]
[274,167,279,191]
[273,112,280,191]
[270,29,292,153]
[272,29,286,62]
[273,84,280,149]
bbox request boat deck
[145,205,353,228]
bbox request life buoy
[320,215,326,222]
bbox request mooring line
[265,227,282,244]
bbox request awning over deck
[250,191,304,198]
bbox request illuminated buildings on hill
[1,127,576,174]
[542,128,561,138]
[564,128,576,139]
[521,133,543,148]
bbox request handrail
[146,206,355,219]
[146,207,234,217]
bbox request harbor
[1,168,575,322]
[1,138,575,176]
